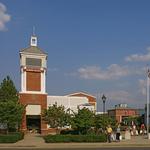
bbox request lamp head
[102,94,106,102]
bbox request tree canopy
[0,101,24,132]
[42,103,71,129]
[0,76,24,133]
[94,114,117,131]
[71,108,95,134]
[0,76,18,102]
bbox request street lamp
[102,94,106,114]
[147,69,150,139]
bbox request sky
[0,0,150,111]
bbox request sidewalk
[0,134,150,149]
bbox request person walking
[140,123,145,135]
[106,125,113,143]
[116,124,121,142]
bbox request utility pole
[147,69,150,139]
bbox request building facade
[108,104,138,123]
[19,35,48,134]
[19,35,96,134]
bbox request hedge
[44,134,107,143]
[0,132,24,143]
[60,129,79,135]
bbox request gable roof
[66,91,96,98]
[20,46,47,55]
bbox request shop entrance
[26,115,41,133]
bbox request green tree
[0,76,25,133]
[0,101,25,133]
[0,76,18,102]
[42,103,71,131]
[71,108,95,134]
[94,114,117,133]
[122,116,142,126]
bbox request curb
[0,143,150,149]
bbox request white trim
[19,91,48,94]
[41,71,43,93]
[24,70,26,92]
[20,52,47,57]
[43,70,46,93]
[66,92,96,98]
[41,70,46,93]
[21,68,23,92]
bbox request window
[32,39,36,44]
[26,58,42,67]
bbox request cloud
[138,79,146,96]
[125,47,150,62]
[107,90,131,102]
[0,3,11,31]
[138,79,150,96]
[75,64,142,80]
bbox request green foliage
[0,76,25,133]
[122,116,142,126]
[44,134,107,143]
[71,108,95,134]
[0,76,18,102]
[0,132,24,143]
[60,129,79,135]
[0,101,25,132]
[94,114,117,131]
[42,103,71,129]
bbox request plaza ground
[0,134,150,149]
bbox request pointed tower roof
[20,35,47,56]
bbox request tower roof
[20,46,47,55]
[20,35,47,56]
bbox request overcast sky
[0,0,150,111]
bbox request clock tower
[19,35,48,134]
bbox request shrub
[44,134,107,143]
[0,132,24,143]
[60,129,79,135]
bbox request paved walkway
[0,134,150,149]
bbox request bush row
[0,132,24,143]
[60,129,80,135]
[44,134,107,143]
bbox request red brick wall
[26,71,41,91]
[19,93,47,134]
[108,108,138,123]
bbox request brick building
[19,35,96,134]
[67,92,96,112]
[108,104,138,123]
[19,35,48,134]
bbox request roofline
[20,46,47,56]
[20,51,48,57]
[66,91,96,98]
[108,108,138,111]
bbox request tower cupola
[30,36,37,46]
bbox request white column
[21,68,26,92]
[21,68,24,92]
[24,70,26,92]
[43,70,46,93]
[41,70,46,93]
[41,71,43,93]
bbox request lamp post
[147,69,150,139]
[102,94,106,114]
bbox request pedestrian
[116,124,121,142]
[140,123,145,135]
[132,124,136,136]
[106,125,113,143]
